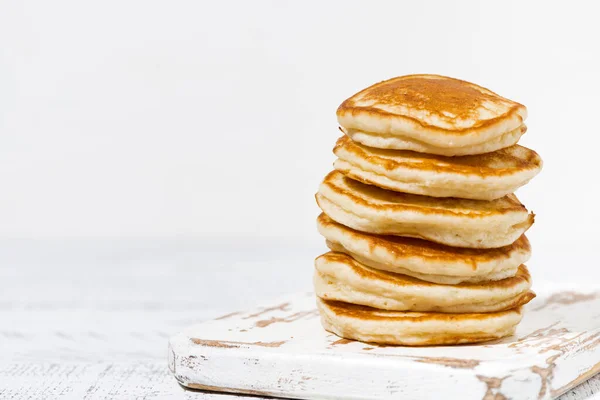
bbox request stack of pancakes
[314,75,542,346]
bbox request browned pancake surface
[321,170,529,216]
[318,252,533,292]
[318,213,530,265]
[334,135,541,176]
[337,74,526,133]
[322,299,523,322]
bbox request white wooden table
[1,239,599,399]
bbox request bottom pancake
[317,298,523,346]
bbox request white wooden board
[169,290,600,400]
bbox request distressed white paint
[170,290,600,400]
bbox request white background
[2,3,600,398]
[1,1,599,281]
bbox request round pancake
[317,298,523,346]
[333,136,542,200]
[316,171,534,249]
[342,125,525,156]
[337,74,527,155]
[317,213,531,284]
[314,252,535,313]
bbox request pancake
[316,171,534,248]
[342,126,525,156]
[318,213,530,284]
[317,298,523,346]
[314,252,535,313]
[333,136,543,200]
[337,74,527,156]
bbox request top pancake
[337,75,527,155]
